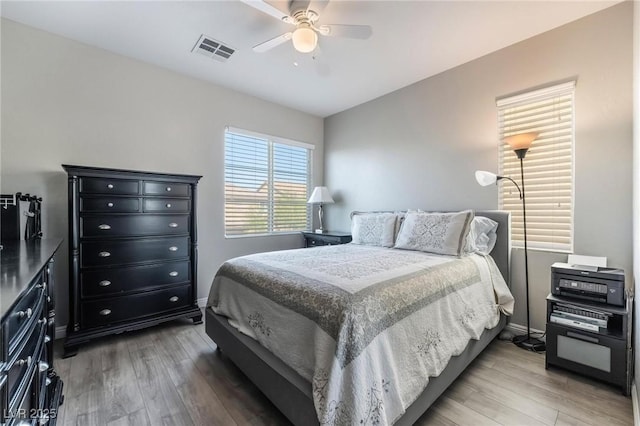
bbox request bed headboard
[475,210,511,287]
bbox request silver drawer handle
[169,222,178,228]
[39,361,49,372]
[99,280,111,287]
[17,308,33,319]
[107,202,114,207]
[166,186,172,192]
[37,282,47,290]
[107,184,114,189]
[166,203,172,208]
[44,335,51,343]
[169,296,179,302]
[98,251,111,257]
[38,318,47,325]
[169,246,178,252]
[99,309,112,316]
[17,356,32,367]
[98,224,111,230]
[169,271,179,277]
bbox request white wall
[0,19,324,327]
[324,3,633,332]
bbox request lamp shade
[307,186,334,204]
[292,26,318,53]
[503,132,539,151]
[475,171,498,187]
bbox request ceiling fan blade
[240,0,296,24]
[253,32,293,52]
[310,0,330,15]
[289,0,311,13]
[318,24,372,39]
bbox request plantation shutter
[497,81,575,252]
[224,127,312,237]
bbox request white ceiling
[1,0,621,117]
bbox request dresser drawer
[81,214,189,238]
[81,197,140,213]
[80,178,139,195]
[143,198,190,213]
[80,285,191,328]
[81,237,189,267]
[6,282,45,354]
[81,261,190,298]
[7,320,44,403]
[143,181,190,197]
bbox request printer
[551,262,625,306]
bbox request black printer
[551,262,625,306]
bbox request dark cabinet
[63,165,202,357]
[546,293,632,394]
[0,239,64,425]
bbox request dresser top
[0,239,61,319]
[62,164,202,182]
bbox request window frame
[496,81,576,253]
[223,126,314,238]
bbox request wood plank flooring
[53,318,633,426]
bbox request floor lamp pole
[512,150,545,352]
[520,157,531,341]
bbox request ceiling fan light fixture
[292,26,318,53]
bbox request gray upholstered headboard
[475,210,511,287]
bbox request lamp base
[512,334,546,352]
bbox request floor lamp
[475,132,545,352]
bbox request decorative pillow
[394,210,474,256]
[351,213,397,247]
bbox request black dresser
[0,239,64,425]
[62,165,202,357]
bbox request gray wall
[324,3,633,332]
[633,0,639,411]
[0,19,324,328]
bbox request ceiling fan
[242,0,373,54]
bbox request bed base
[206,307,506,425]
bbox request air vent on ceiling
[192,35,235,62]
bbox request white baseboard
[54,298,208,341]
[55,325,66,340]
[504,322,546,340]
[633,382,639,426]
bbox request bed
[205,210,512,425]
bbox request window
[224,127,313,237]
[497,81,575,252]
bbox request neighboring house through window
[497,81,575,252]
[224,127,312,237]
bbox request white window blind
[497,81,575,252]
[224,127,312,237]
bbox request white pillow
[351,213,397,247]
[394,210,474,256]
[468,216,499,255]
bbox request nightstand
[302,231,352,248]
[546,293,633,395]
